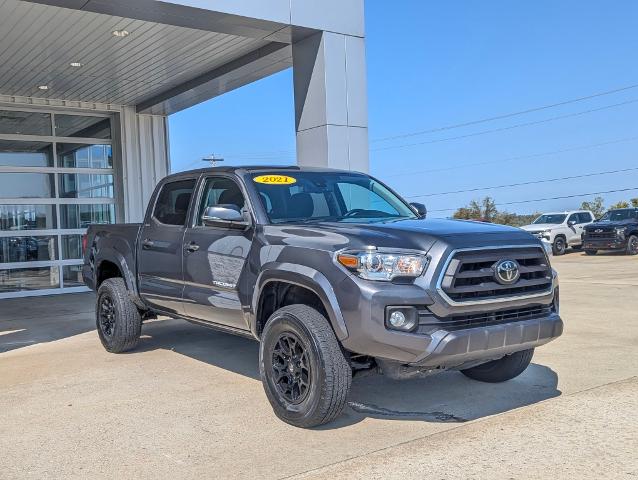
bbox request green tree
[453,197,495,221]
[580,196,605,218]
[630,198,638,208]
[610,200,630,209]
[481,197,498,222]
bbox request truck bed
[83,223,142,291]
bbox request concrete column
[117,106,171,222]
[293,31,369,172]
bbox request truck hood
[520,223,558,231]
[585,220,637,231]
[263,218,539,252]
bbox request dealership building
[0,0,368,298]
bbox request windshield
[533,214,567,225]
[250,171,417,224]
[599,209,638,222]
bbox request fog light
[389,311,406,327]
[385,306,418,332]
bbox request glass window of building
[0,108,115,297]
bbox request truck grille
[585,230,616,240]
[417,304,554,334]
[439,246,552,303]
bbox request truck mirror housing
[410,202,427,218]
[202,205,246,226]
[567,220,576,227]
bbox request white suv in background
[520,210,595,255]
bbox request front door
[182,176,253,330]
[138,178,197,315]
[566,213,584,245]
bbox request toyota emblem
[494,259,520,285]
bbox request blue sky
[169,0,638,218]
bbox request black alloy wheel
[98,295,116,337]
[271,333,311,404]
[627,235,638,255]
[259,304,351,428]
[95,277,142,353]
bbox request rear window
[153,179,196,226]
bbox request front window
[599,209,638,222]
[533,214,567,225]
[251,171,417,224]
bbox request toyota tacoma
[83,166,562,428]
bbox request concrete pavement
[0,252,636,479]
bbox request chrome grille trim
[436,244,554,306]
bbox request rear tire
[552,237,566,256]
[461,349,534,383]
[259,304,351,428]
[585,249,598,256]
[96,278,142,353]
[626,235,638,255]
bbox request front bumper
[337,266,562,369]
[410,313,562,367]
[583,237,626,250]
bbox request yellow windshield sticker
[253,175,297,185]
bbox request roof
[163,165,360,179]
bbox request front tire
[259,305,352,428]
[552,237,566,256]
[461,349,534,383]
[626,235,638,255]
[96,278,142,353]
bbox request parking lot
[1,252,636,479]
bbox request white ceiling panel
[0,0,291,113]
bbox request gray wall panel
[293,31,369,172]
[119,106,169,222]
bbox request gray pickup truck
[83,166,563,428]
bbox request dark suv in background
[582,208,638,255]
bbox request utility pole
[202,154,224,167]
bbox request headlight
[336,249,428,281]
[615,227,626,239]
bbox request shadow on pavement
[0,292,95,354]
[136,318,560,429]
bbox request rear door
[182,175,253,330]
[138,178,197,315]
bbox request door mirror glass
[409,202,427,218]
[567,220,576,226]
[201,205,245,226]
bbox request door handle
[186,242,200,252]
[141,238,155,249]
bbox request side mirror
[568,220,576,227]
[410,202,427,218]
[201,205,246,227]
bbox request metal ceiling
[0,0,293,114]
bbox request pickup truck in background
[582,207,638,255]
[519,210,595,255]
[83,166,562,428]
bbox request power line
[373,83,638,143]
[215,83,638,158]
[428,187,638,213]
[372,98,638,152]
[382,136,638,178]
[405,166,638,198]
